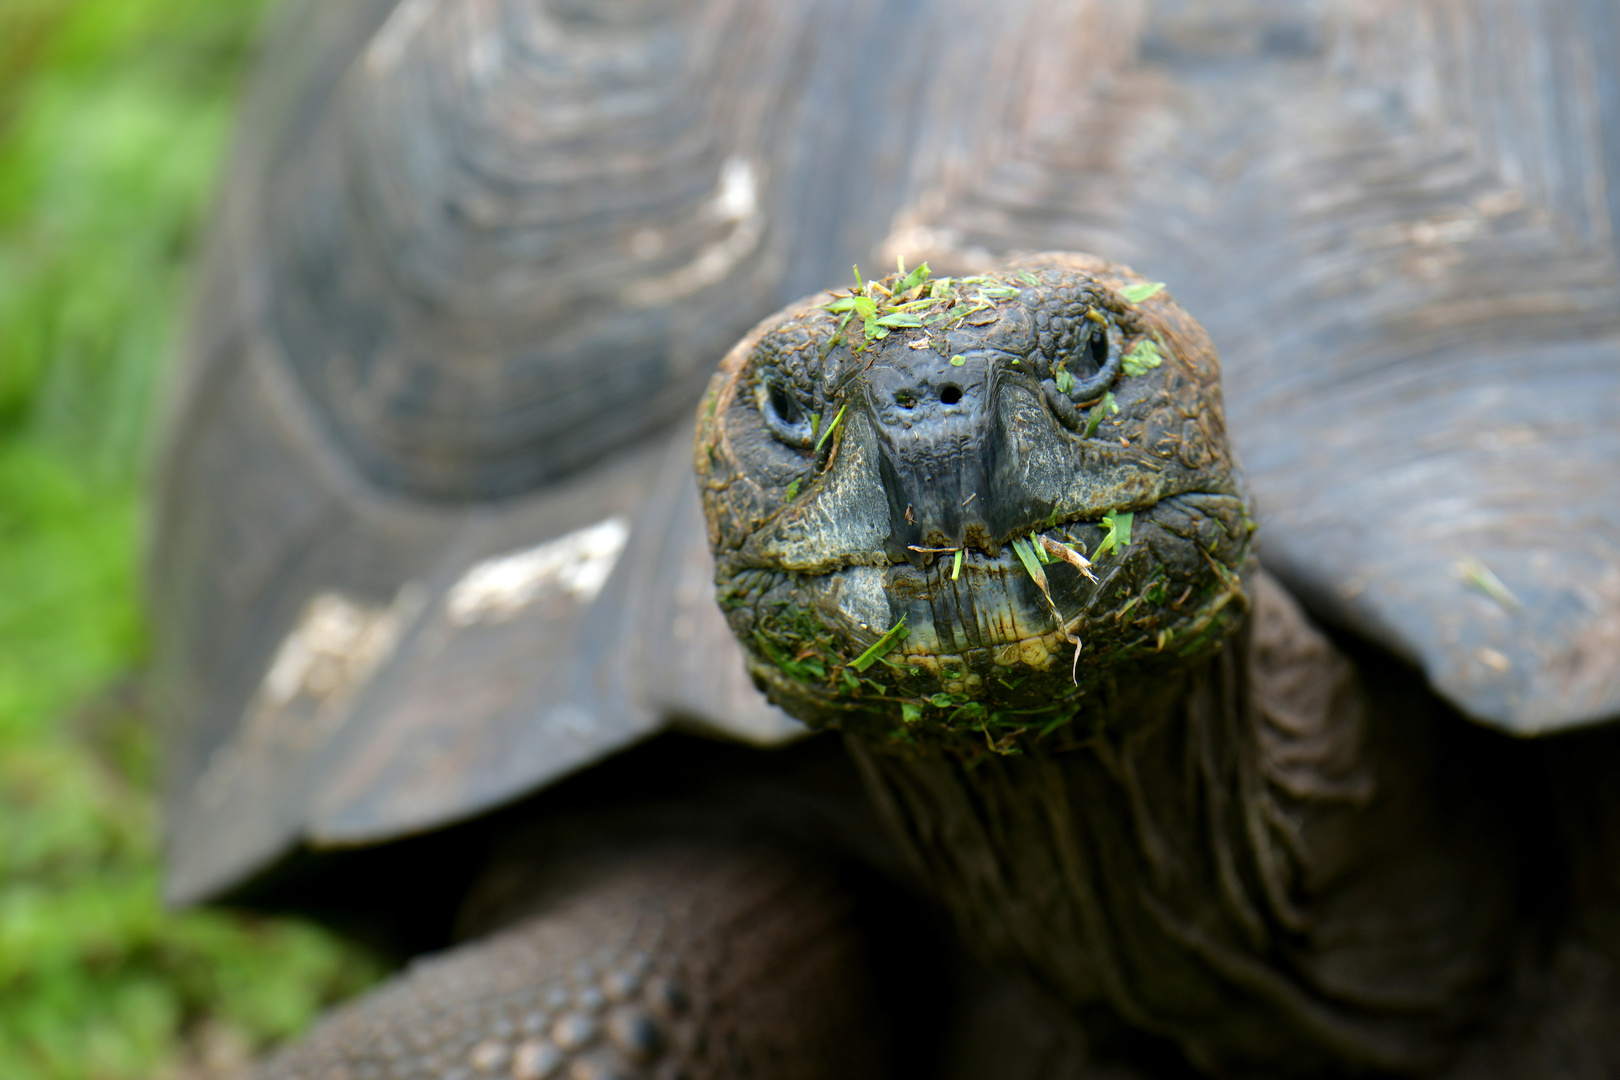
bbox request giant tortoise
[152,0,1620,1076]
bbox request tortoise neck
[845,603,1511,1074]
[848,642,1278,1066]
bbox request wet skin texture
[696,254,1253,745]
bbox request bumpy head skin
[696,253,1253,748]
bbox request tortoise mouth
[717,492,1255,739]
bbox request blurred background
[0,0,383,1076]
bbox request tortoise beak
[863,347,1017,563]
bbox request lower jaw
[725,493,1254,741]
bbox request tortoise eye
[1059,322,1120,405]
[770,382,802,427]
[1088,325,1108,373]
[758,369,815,447]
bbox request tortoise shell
[152,0,1620,904]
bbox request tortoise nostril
[940,385,963,405]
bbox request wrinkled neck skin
[848,576,1522,1077]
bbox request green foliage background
[0,0,383,1076]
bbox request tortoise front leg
[251,841,893,1080]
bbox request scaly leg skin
[250,842,891,1080]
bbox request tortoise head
[696,253,1254,746]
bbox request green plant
[0,2,384,1076]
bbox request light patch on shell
[261,590,419,708]
[715,156,757,221]
[192,585,425,810]
[623,157,763,305]
[447,517,629,626]
[466,23,505,86]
